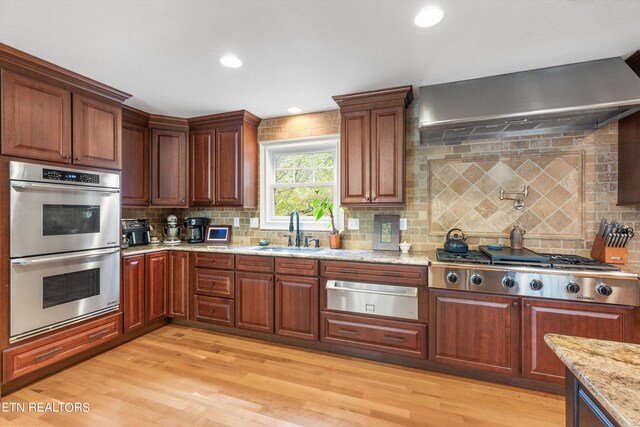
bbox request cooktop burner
[436,249,491,264]
[541,254,620,271]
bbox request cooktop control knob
[446,272,459,284]
[529,279,543,291]
[502,277,516,289]
[596,284,613,296]
[565,282,581,294]
[470,274,483,286]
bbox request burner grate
[436,249,491,264]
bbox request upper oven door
[10,181,120,257]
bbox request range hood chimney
[419,57,640,144]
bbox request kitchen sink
[252,246,323,253]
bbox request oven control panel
[43,168,100,184]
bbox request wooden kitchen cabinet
[169,251,189,319]
[121,106,150,206]
[429,290,520,376]
[618,111,640,204]
[150,128,188,207]
[145,251,169,323]
[235,271,274,333]
[275,274,319,340]
[187,111,261,208]
[72,93,121,169]
[333,86,412,206]
[122,255,146,334]
[522,298,634,383]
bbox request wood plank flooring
[0,325,564,426]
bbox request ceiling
[1,0,639,119]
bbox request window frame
[260,135,340,231]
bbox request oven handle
[10,181,119,194]
[325,280,418,298]
[11,248,120,266]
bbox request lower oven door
[10,248,120,342]
[325,280,419,320]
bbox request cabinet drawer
[194,268,234,298]
[320,312,426,358]
[192,252,234,270]
[3,313,121,382]
[236,255,274,273]
[275,257,318,277]
[194,295,234,326]
[320,261,427,286]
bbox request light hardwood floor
[0,325,564,426]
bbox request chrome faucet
[289,209,301,247]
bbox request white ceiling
[1,0,639,119]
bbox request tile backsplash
[123,101,640,267]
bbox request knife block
[590,235,628,265]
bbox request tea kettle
[444,228,468,253]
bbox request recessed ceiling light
[414,6,444,28]
[220,55,242,68]
[287,107,302,114]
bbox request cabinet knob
[365,194,370,201]
[372,192,377,201]
[63,155,71,160]
[76,156,82,161]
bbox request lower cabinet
[235,271,274,333]
[122,254,145,333]
[145,252,169,323]
[169,252,189,319]
[193,295,234,326]
[320,312,427,358]
[275,275,318,340]
[429,289,520,376]
[522,298,634,383]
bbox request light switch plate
[399,218,407,231]
[233,217,240,227]
[250,218,259,228]
[348,218,359,230]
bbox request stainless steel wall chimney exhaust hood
[419,57,640,144]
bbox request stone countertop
[544,334,640,427]
[121,242,432,266]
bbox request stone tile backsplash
[123,102,640,267]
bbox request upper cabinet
[122,106,150,206]
[0,44,130,169]
[618,52,640,205]
[188,111,261,208]
[150,116,189,207]
[333,86,413,206]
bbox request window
[260,136,340,230]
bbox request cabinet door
[275,275,318,340]
[72,94,122,169]
[215,127,242,206]
[189,130,215,206]
[122,255,145,333]
[429,290,520,376]
[145,252,168,323]
[340,110,371,205]
[122,123,149,206]
[151,129,188,206]
[523,298,633,383]
[169,251,189,319]
[370,106,404,204]
[235,272,273,333]
[1,69,72,163]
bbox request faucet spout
[290,210,301,247]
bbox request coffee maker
[184,217,209,243]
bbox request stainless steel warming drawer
[325,280,419,320]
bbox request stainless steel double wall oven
[9,161,121,342]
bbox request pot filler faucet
[289,209,301,247]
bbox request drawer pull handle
[88,330,111,340]
[35,347,63,359]
[338,328,358,336]
[383,336,406,343]
[338,269,358,274]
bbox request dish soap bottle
[510,225,526,249]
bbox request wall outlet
[233,217,240,227]
[399,218,407,231]
[348,218,359,230]
[250,217,259,228]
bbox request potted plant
[313,197,341,249]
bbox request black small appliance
[444,228,468,253]
[121,219,151,246]
[185,217,209,243]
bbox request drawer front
[192,252,234,270]
[194,295,234,326]
[275,257,318,277]
[194,268,234,298]
[320,312,426,358]
[236,255,274,273]
[3,313,121,382]
[320,261,427,286]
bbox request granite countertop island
[121,242,433,266]
[545,334,640,427]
